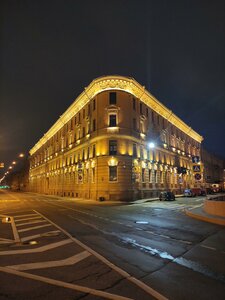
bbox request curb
[185,209,225,226]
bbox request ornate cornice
[30,75,203,155]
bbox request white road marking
[18,224,52,232]
[35,210,168,300]
[7,251,91,271]
[200,245,216,251]
[146,230,192,245]
[10,217,20,243]
[20,230,61,242]
[15,216,43,222]
[0,266,132,300]
[16,219,47,227]
[0,239,72,255]
[14,213,37,218]
[0,238,14,242]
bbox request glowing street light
[12,161,16,165]
[149,142,155,149]
[8,166,13,169]
[19,153,24,158]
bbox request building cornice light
[30,75,203,155]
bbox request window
[109,140,117,155]
[109,166,117,181]
[142,168,145,182]
[154,170,158,183]
[148,169,152,183]
[109,114,117,127]
[88,104,90,115]
[133,98,136,110]
[133,118,136,130]
[152,111,154,123]
[133,144,137,157]
[92,168,95,183]
[146,107,148,117]
[93,119,96,131]
[83,109,85,118]
[160,171,163,183]
[82,127,85,137]
[92,144,96,157]
[140,146,144,159]
[93,99,96,111]
[140,103,143,114]
[78,113,81,122]
[109,92,117,105]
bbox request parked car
[184,189,196,197]
[159,191,175,201]
[191,188,206,196]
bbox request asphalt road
[0,190,225,300]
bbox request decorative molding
[30,75,203,155]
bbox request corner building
[29,76,203,201]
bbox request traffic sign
[192,156,200,163]
[193,165,201,172]
[194,173,202,180]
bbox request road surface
[0,190,225,300]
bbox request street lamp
[149,142,155,149]
[19,153,24,158]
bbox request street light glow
[19,153,24,158]
[149,142,155,149]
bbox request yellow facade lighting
[30,75,203,156]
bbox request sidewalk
[185,206,225,226]
[28,192,183,205]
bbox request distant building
[29,75,203,201]
[201,148,224,191]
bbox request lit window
[109,140,117,155]
[109,166,117,181]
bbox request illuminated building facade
[29,75,203,201]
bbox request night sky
[1,0,225,177]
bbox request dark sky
[1,0,225,177]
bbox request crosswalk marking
[15,216,43,222]
[14,213,37,218]
[18,224,52,233]
[0,239,72,255]
[16,219,47,227]
[20,231,61,242]
[0,266,132,300]
[7,250,91,271]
